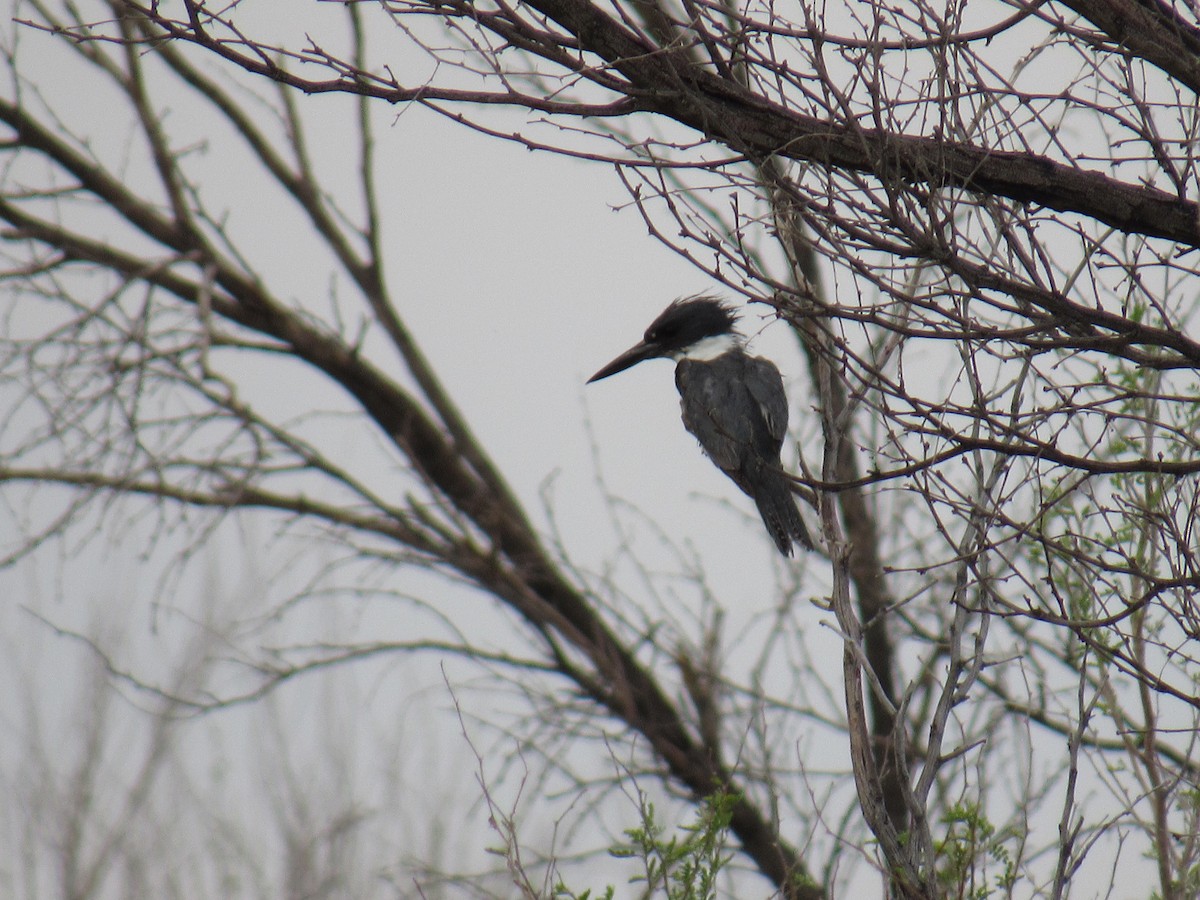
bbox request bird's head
[587,295,741,383]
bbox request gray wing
[676,355,791,495]
[675,359,748,476]
[744,355,788,447]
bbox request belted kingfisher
[588,295,813,556]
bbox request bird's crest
[644,295,740,346]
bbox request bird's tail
[754,473,813,556]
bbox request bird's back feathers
[676,354,812,554]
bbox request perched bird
[588,295,812,556]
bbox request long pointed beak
[587,340,663,383]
